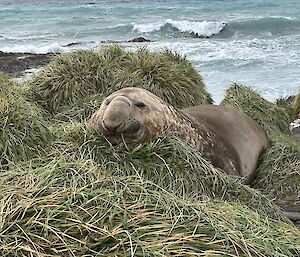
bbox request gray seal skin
[87,87,270,184]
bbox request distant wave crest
[131,16,300,38]
[132,19,227,38]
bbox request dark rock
[64,42,81,47]
[128,37,151,43]
[100,40,121,44]
[189,32,210,38]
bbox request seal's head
[87,87,169,144]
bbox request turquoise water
[1,0,299,102]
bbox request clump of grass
[51,93,106,122]
[47,121,289,222]
[0,157,299,256]
[293,86,300,118]
[27,46,211,121]
[276,95,295,119]
[114,48,212,108]
[254,134,300,211]
[27,45,127,113]
[221,83,292,136]
[0,74,51,166]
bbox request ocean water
[1,0,300,102]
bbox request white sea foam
[166,19,226,37]
[0,43,68,54]
[132,21,165,33]
[125,35,299,103]
[107,23,127,29]
[253,15,297,21]
[132,19,226,37]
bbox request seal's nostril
[111,123,122,133]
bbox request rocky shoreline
[0,51,53,78]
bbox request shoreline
[0,51,53,78]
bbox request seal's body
[87,87,270,184]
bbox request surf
[132,19,227,38]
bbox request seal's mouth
[102,122,142,144]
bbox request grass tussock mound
[27,46,124,114]
[221,83,292,136]
[3,50,300,255]
[47,122,288,222]
[114,48,212,108]
[254,134,300,211]
[27,46,211,120]
[293,87,300,118]
[276,95,295,119]
[0,157,299,257]
[0,74,51,166]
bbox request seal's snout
[102,97,130,133]
[102,112,126,133]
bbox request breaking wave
[131,16,300,38]
[132,19,226,38]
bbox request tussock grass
[276,95,295,119]
[2,52,300,256]
[0,74,51,166]
[52,93,106,122]
[27,47,124,113]
[221,83,292,136]
[0,157,299,256]
[27,46,211,121]
[114,48,212,108]
[254,134,300,211]
[47,121,289,222]
[293,87,300,118]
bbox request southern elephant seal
[87,87,270,184]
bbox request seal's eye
[104,99,110,106]
[134,102,146,109]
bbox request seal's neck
[162,105,214,154]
